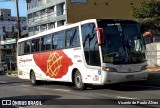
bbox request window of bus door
[81,23,100,66]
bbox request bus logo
[47,52,63,77]
[33,50,73,78]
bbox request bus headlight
[141,65,148,71]
[102,67,117,72]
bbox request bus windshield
[98,20,146,64]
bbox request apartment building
[0,9,27,62]
[27,0,153,36]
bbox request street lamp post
[15,0,21,40]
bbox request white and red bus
[17,19,148,90]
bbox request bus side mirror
[95,28,104,46]
[143,29,155,43]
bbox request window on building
[34,26,40,35]
[48,23,55,29]
[57,20,65,27]
[23,27,27,30]
[28,27,33,32]
[40,24,47,32]
[3,26,5,32]
[28,14,32,19]
[47,6,54,14]
[12,26,14,32]
[56,2,65,16]
[40,9,46,16]
[38,0,42,6]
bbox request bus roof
[18,18,137,42]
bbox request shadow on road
[0,71,6,75]
[0,81,30,85]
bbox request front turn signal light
[141,65,148,71]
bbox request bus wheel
[74,70,86,90]
[30,71,37,86]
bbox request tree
[132,0,160,35]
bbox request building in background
[27,0,155,36]
[27,0,66,36]
[0,9,28,63]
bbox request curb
[6,71,18,77]
[147,67,160,72]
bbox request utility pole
[15,0,21,40]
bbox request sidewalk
[147,67,160,72]
[5,71,18,77]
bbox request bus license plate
[126,75,134,79]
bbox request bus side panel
[18,48,103,84]
[63,48,103,84]
[18,54,35,80]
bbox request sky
[0,0,27,17]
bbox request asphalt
[1,70,160,86]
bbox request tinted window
[53,32,65,49]
[24,41,31,54]
[31,39,36,53]
[41,35,52,51]
[35,38,40,52]
[66,27,80,48]
[81,23,100,66]
[18,42,25,55]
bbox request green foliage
[132,0,160,34]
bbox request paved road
[0,74,160,108]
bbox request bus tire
[74,70,87,90]
[30,71,38,86]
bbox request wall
[146,43,160,67]
[66,0,152,23]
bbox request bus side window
[52,34,57,49]
[41,35,52,51]
[66,27,80,48]
[53,32,65,49]
[35,38,40,52]
[24,40,31,54]
[18,42,24,55]
[45,35,52,51]
[41,37,45,51]
[31,39,36,53]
